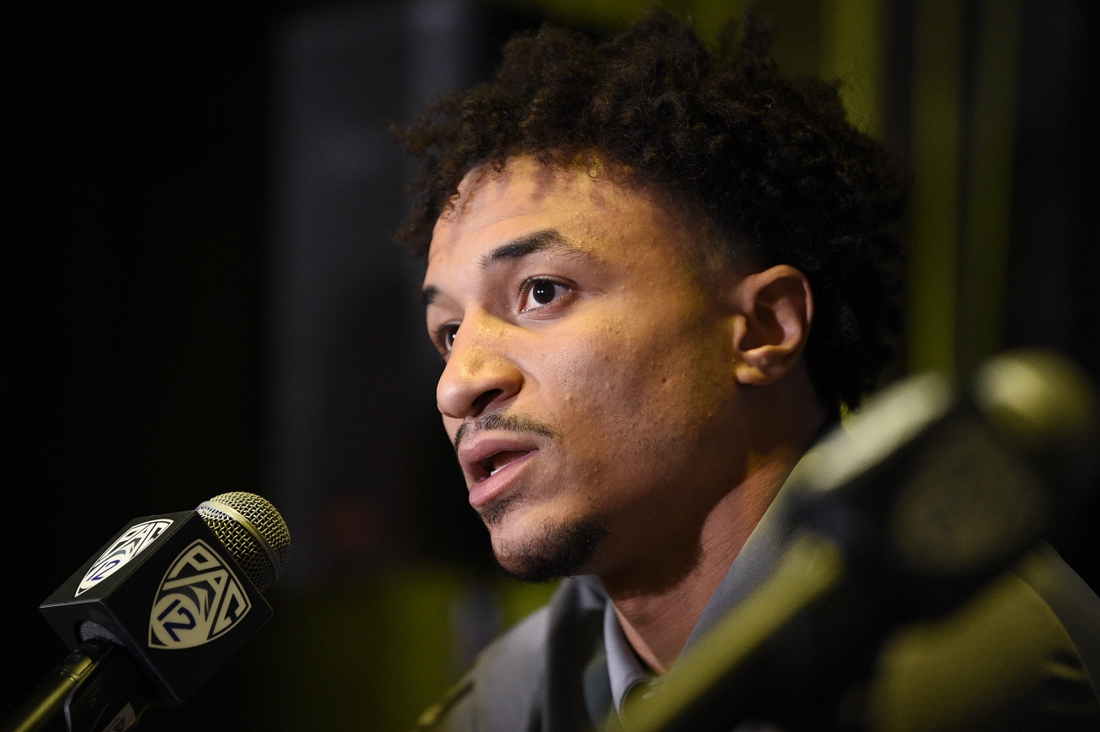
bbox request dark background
[7,1,1098,729]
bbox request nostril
[472,389,503,415]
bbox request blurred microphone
[3,492,291,732]
[623,349,1099,732]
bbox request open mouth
[482,450,530,479]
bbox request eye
[521,279,568,311]
[435,323,459,354]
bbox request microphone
[622,349,1099,732]
[3,492,291,732]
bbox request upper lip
[457,434,541,482]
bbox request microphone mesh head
[196,492,291,592]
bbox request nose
[436,308,523,421]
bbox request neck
[601,455,795,673]
[601,377,827,673]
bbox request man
[396,10,1100,731]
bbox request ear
[728,265,813,386]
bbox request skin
[423,156,827,672]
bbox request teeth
[483,450,528,479]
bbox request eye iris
[532,281,556,305]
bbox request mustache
[453,412,558,452]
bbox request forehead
[424,157,698,283]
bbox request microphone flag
[39,510,273,705]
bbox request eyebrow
[421,229,587,307]
[479,229,584,268]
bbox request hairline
[444,152,760,285]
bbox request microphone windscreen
[196,492,291,592]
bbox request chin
[490,512,611,583]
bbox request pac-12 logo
[77,519,174,597]
[148,540,251,649]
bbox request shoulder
[414,577,608,732]
[414,604,552,732]
[1013,543,1100,691]
[867,546,1100,731]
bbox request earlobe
[729,265,813,386]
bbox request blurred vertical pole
[267,1,477,588]
[908,0,961,375]
[821,0,884,139]
[1006,0,1100,591]
[267,6,413,587]
[957,0,1022,377]
[1007,0,1099,371]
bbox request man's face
[423,157,748,582]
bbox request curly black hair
[395,8,906,414]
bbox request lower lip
[468,451,538,509]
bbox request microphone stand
[3,638,154,732]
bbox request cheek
[532,312,731,464]
[563,311,725,409]
[537,315,650,411]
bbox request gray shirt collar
[603,600,651,715]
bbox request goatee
[492,514,611,583]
